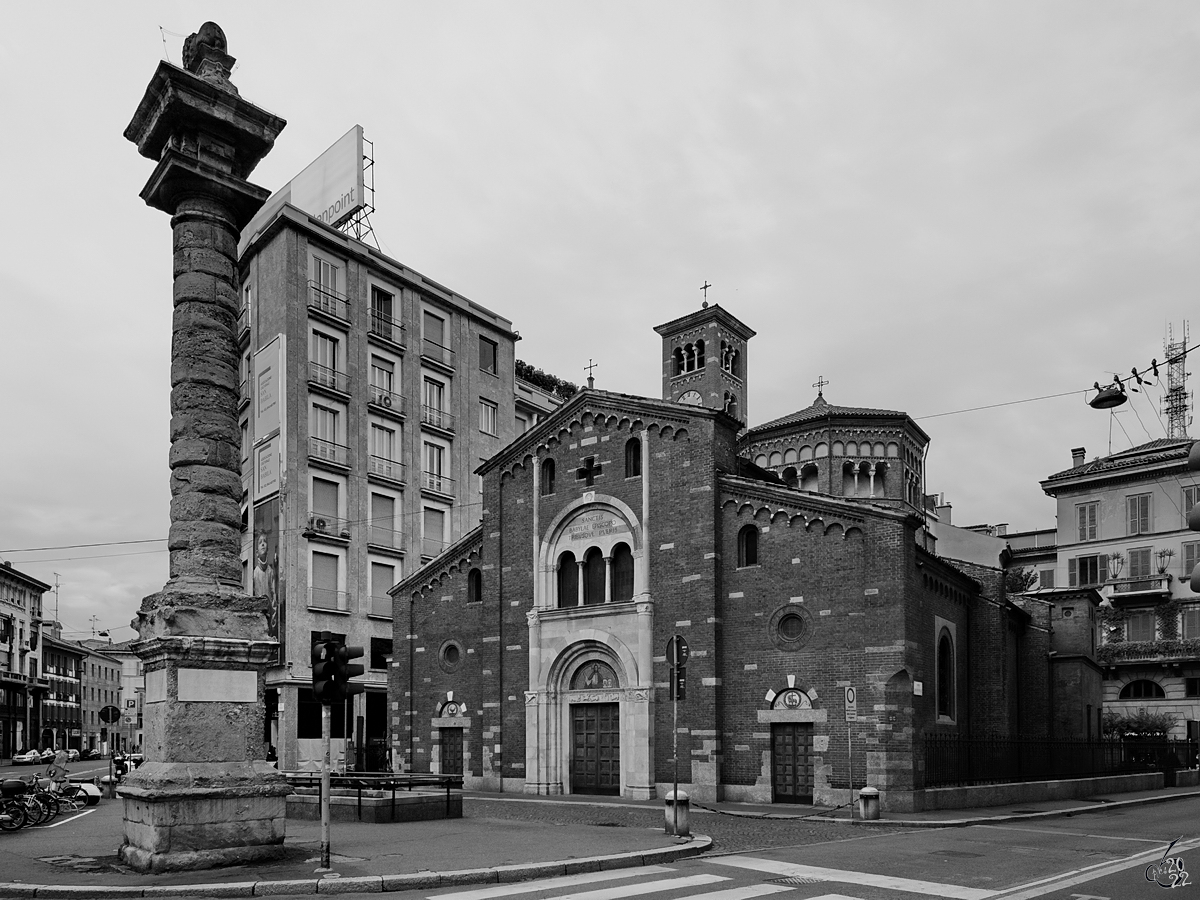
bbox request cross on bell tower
[813,376,829,399]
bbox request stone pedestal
[121,23,288,873]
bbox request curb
[0,834,712,898]
[801,788,1200,829]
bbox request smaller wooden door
[771,723,813,804]
[440,727,463,775]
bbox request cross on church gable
[576,456,602,486]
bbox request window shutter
[1077,506,1087,542]
[1185,542,1200,575]
[1068,557,1077,587]
[1127,496,1136,534]
[1099,554,1108,585]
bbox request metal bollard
[664,789,690,836]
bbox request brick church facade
[390,303,1054,811]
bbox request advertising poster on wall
[253,495,285,663]
[253,335,285,441]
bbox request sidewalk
[0,784,1197,897]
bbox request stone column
[120,23,289,873]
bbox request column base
[118,761,290,873]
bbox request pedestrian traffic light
[312,631,338,703]
[331,643,366,700]
[1189,441,1200,592]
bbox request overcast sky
[2,2,1197,643]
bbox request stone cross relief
[576,456,602,486]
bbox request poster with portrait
[253,495,285,663]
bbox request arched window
[583,547,606,605]
[937,631,955,719]
[612,543,634,602]
[467,568,482,604]
[557,551,577,608]
[782,466,798,489]
[800,464,819,492]
[684,343,696,373]
[724,392,739,419]
[695,339,705,368]
[738,524,758,567]
[541,458,555,496]
[1119,679,1166,699]
[625,437,641,477]
[673,347,684,376]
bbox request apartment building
[0,562,48,758]
[236,201,559,770]
[1041,439,1200,739]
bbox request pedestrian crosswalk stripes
[432,873,732,900]
[430,866,679,900]
[710,856,998,900]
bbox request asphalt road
[0,760,117,782]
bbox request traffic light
[1189,442,1200,592]
[312,631,338,703]
[331,643,366,701]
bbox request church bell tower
[654,302,755,424]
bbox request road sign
[670,665,686,702]
[99,705,121,724]
[844,685,857,721]
[667,635,690,667]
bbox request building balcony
[1103,574,1174,603]
[308,281,350,324]
[237,306,249,342]
[309,362,349,394]
[239,379,250,408]
[309,437,349,467]
[369,311,406,348]
[421,338,455,371]
[368,456,406,484]
[368,385,405,417]
[368,526,404,551]
[308,588,348,612]
[421,405,455,434]
[422,471,455,497]
[369,595,393,618]
[304,513,350,540]
[1096,639,1200,665]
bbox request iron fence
[924,735,1197,788]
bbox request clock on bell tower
[653,301,755,424]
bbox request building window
[468,568,482,604]
[1128,547,1153,588]
[423,310,446,347]
[479,399,498,436]
[1077,501,1099,542]
[1186,677,1200,698]
[612,543,634,602]
[541,458,555,496]
[1039,569,1055,589]
[1068,554,1107,587]
[312,477,339,523]
[1183,607,1200,639]
[371,286,396,339]
[625,437,641,478]
[1127,610,1155,642]
[371,356,396,403]
[371,493,397,547]
[937,630,955,720]
[737,524,758,568]
[311,551,340,610]
[1119,679,1165,699]
[423,507,446,556]
[557,551,577,608]
[369,637,393,670]
[1185,486,1200,526]
[370,561,395,615]
[371,424,397,462]
[583,548,605,605]
[439,641,464,673]
[1127,493,1152,536]
[479,337,498,375]
[424,441,447,492]
[1184,542,1200,580]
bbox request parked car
[81,749,101,760]
[11,750,40,766]
[39,749,55,763]
[66,749,80,762]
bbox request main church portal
[570,703,620,794]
